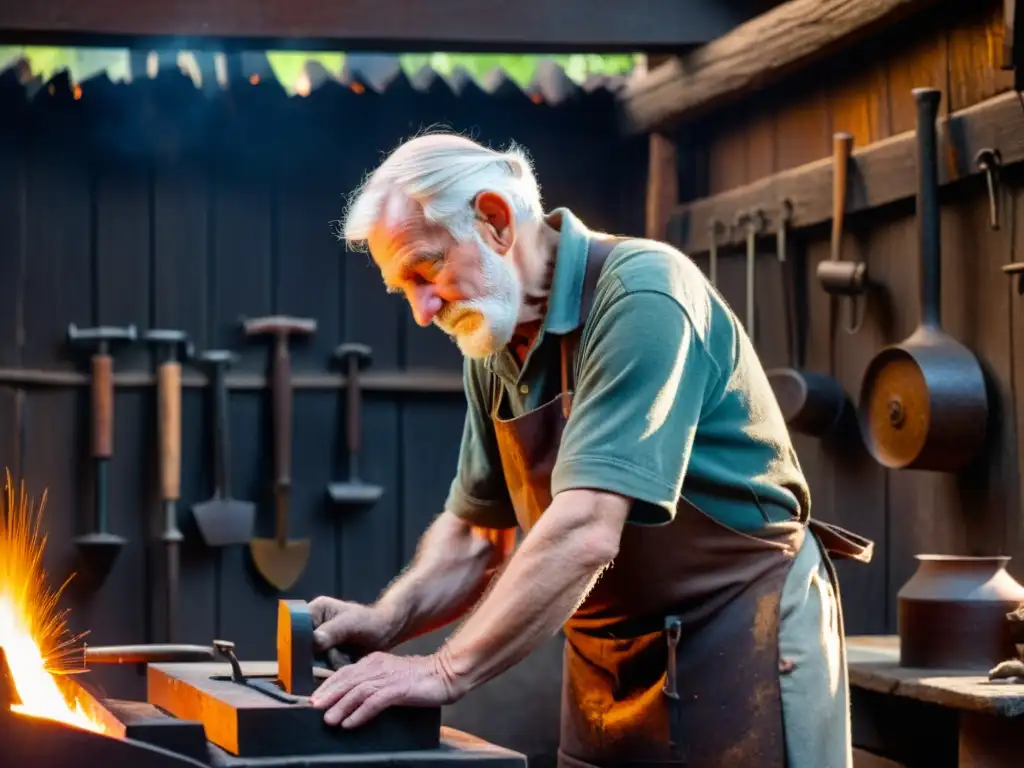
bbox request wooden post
[645,133,679,241]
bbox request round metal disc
[859,349,930,469]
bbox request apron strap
[560,235,627,419]
[807,518,875,564]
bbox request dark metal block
[102,698,211,764]
[148,661,441,758]
[206,727,529,768]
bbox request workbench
[847,635,1024,768]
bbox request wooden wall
[668,0,1022,634]
[0,61,646,766]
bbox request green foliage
[1,46,638,93]
[397,53,637,86]
[266,51,345,87]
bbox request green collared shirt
[444,208,811,531]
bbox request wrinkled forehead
[366,191,451,274]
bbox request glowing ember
[0,470,105,732]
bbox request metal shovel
[192,350,256,547]
[327,342,384,506]
[244,316,316,591]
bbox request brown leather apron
[490,237,873,768]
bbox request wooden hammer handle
[831,133,853,263]
[272,337,293,487]
[91,354,114,459]
[158,361,182,501]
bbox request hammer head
[333,342,373,370]
[67,323,137,350]
[242,315,317,339]
[143,329,194,361]
[198,349,239,369]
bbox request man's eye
[422,259,444,279]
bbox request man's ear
[473,192,515,254]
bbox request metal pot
[857,88,988,471]
[898,555,1024,670]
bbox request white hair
[340,132,544,248]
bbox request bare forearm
[374,510,514,648]
[438,490,625,693]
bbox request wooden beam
[0,0,756,52]
[619,0,940,134]
[668,90,1024,254]
[0,366,464,393]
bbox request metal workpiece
[81,643,219,665]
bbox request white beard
[434,233,522,359]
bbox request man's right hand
[309,597,398,655]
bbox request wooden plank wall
[675,0,1021,633]
[0,63,646,767]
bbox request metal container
[857,88,988,472]
[898,555,1024,670]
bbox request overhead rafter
[619,0,940,134]
[0,0,762,53]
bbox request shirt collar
[542,207,591,335]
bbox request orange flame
[0,470,105,732]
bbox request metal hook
[741,209,764,339]
[775,199,793,263]
[846,290,868,336]
[707,219,722,288]
[975,148,1002,231]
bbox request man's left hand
[310,651,461,728]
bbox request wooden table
[847,635,1024,767]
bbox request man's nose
[408,284,443,327]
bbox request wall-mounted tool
[243,315,316,591]
[327,343,384,507]
[144,329,193,642]
[765,206,849,437]
[736,208,764,337]
[192,350,255,547]
[707,219,723,288]
[816,132,869,336]
[975,148,1002,231]
[858,88,989,473]
[67,323,137,581]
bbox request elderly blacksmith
[308,133,873,768]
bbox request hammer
[243,316,316,591]
[143,329,194,642]
[66,324,137,574]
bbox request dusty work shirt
[445,207,811,532]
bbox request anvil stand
[146,600,527,767]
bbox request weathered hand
[309,651,460,728]
[309,596,396,654]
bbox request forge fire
[0,470,105,733]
